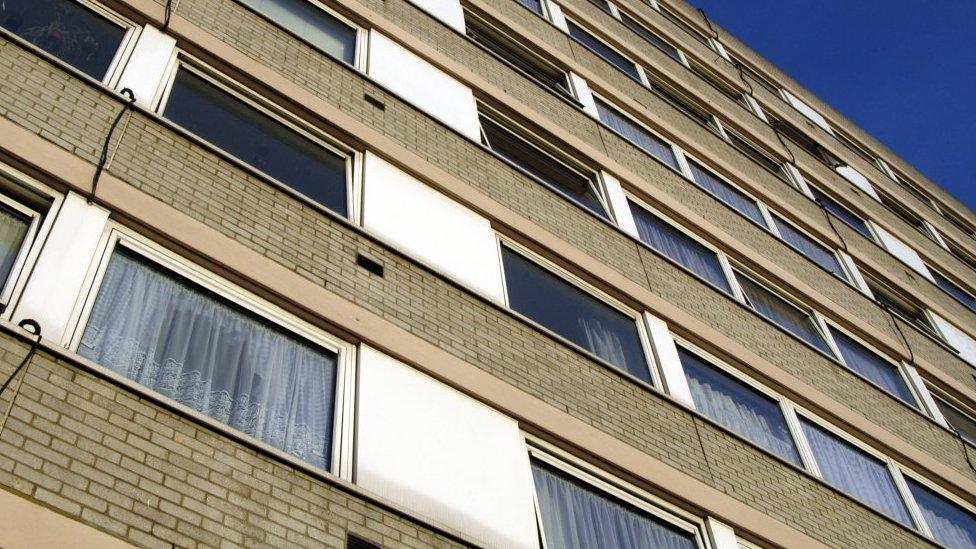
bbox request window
[933,395,976,446]
[774,120,843,167]
[76,245,344,470]
[1,0,131,80]
[890,172,935,210]
[160,67,350,216]
[466,14,572,99]
[566,20,641,81]
[630,202,731,294]
[658,5,709,46]
[809,186,874,240]
[689,60,747,108]
[943,209,976,240]
[879,192,934,241]
[726,131,790,183]
[730,56,779,95]
[531,460,700,549]
[734,271,833,355]
[930,268,976,313]
[769,213,846,280]
[649,81,717,132]
[947,240,976,272]
[686,160,765,226]
[833,130,875,166]
[906,478,976,548]
[237,0,357,65]
[515,0,544,16]
[678,347,801,465]
[800,418,914,527]
[594,97,679,170]
[0,201,37,303]
[827,326,916,407]
[865,278,941,341]
[480,113,607,217]
[618,11,681,62]
[501,246,650,383]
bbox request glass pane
[800,418,913,527]
[631,203,731,294]
[828,328,916,407]
[595,98,678,170]
[620,13,681,62]
[687,161,765,226]
[810,187,873,240]
[481,116,606,218]
[0,204,30,289]
[678,348,801,465]
[935,398,976,446]
[907,478,976,549]
[238,0,356,64]
[467,20,570,97]
[164,69,348,216]
[1,0,126,79]
[515,0,543,15]
[78,249,339,469]
[567,21,641,81]
[932,270,976,313]
[502,248,649,383]
[532,462,698,549]
[736,274,832,355]
[771,214,845,280]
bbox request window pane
[237,0,356,64]
[736,274,832,354]
[631,203,731,294]
[567,21,641,81]
[687,161,765,226]
[467,18,570,97]
[727,132,789,183]
[828,328,916,407]
[934,398,976,446]
[595,98,678,170]
[532,462,698,549]
[619,13,681,62]
[800,418,913,527]
[78,249,339,469]
[0,204,30,288]
[1,0,127,79]
[810,187,873,240]
[771,214,846,280]
[908,478,976,549]
[932,269,976,313]
[678,348,801,465]
[502,248,649,382]
[164,70,348,216]
[515,0,543,15]
[481,116,606,217]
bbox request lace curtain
[79,249,338,470]
[0,205,28,288]
[532,462,698,549]
[907,478,976,549]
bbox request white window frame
[899,467,976,543]
[766,211,853,285]
[62,223,359,480]
[590,91,683,174]
[152,55,363,222]
[496,236,659,389]
[524,435,710,549]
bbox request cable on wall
[89,88,136,205]
[162,0,175,32]
[0,319,42,438]
[695,8,720,41]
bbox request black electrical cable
[90,88,135,204]
[0,319,42,397]
[814,197,850,254]
[879,301,917,367]
[162,0,174,32]
[731,60,756,97]
[696,7,720,41]
[769,120,798,165]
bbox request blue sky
[690,0,976,211]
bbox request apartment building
[0,0,975,545]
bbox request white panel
[932,313,976,367]
[873,224,934,281]
[924,221,949,249]
[710,39,732,62]
[705,517,738,549]
[367,32,480,141]
[784,164,813,198]
[602,172,638,238]
[357,346,539,548]
[409,0,465,33]
[835,165,880,201]
[644,313,693,407]
[545,0,568,32]
[362,153,505,302]
[838,251,872,297]
[903,363,949,428]
[782,89,833,135]
[569,72,599,119]
[14,192,108,344]
[116,26,176,107]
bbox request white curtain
[595,99,679,170]
[687,161,765,226]
[828,328,915,406]
[0,205,29,287]
[908,479,976,549]
[800,419,913,527]
[771,216,844,279]
[79,250,338,469]
[532,462,698,549]
[580,317,629,370]
[736,275,833,355]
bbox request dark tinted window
[238,0,356,64]
[1,0,126,79]
[502,247,649,382]
[163,69,348,216]
[935,397,976,446]
[770,213,845,280]
[0,204,30,288]
[595,98,678,170]
[515,0,544,15]
[567,21,641,81]
[931,269,976,313]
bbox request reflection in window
[770,213,846,280]
[567,21,641,81]
[800,418,914,528]
[595,98,678,170]
[0,204,30,290]
[78,248,339,469]
[828,327,916,407]
[678,348,801,465]
[515,0,543,15]
[907,478,976,549]
[163,69,349,216]
[687,161,765,226]
[237,0,357,65]
[0,0,127,79]
[631,203,731,294]
[532,461,698,549]
[931,269,976,313]
[481,115,606,217]
[501,247,649,382]
[735,272,832,355]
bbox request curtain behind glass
[532,462,698,549]
[735,274,832,355]
[828,328,915,406]
[678,348,801,466]
[631,203,731,294]
[771,214,845,279]
[0,205,29,290]
[687,161,765,226]
[567,22,641,81]
[237,0,356,64]
[595,99,678,170]
[79,249,338,470]
[907,478,976,549]
[800,418,913,527]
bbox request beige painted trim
[0,488,134,549]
